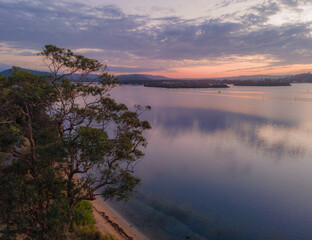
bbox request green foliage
[71,200,117,240]
[77,127,111,163]
[70,226,117,240]
[0,45,151,239]
[0,125,23,152]
[102,172,141,201]
[72,200,95,227]
[39,45,103,73]
[0,152,6,163]
[0,159,68,239]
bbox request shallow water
[109,84,312,240]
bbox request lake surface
[109,84,312,240]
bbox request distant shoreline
[120,79,291,88]
[144,84,229,89]
[233,81,291,87]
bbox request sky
[0,0,312,78]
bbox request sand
[91,197,149,240]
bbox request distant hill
[115,74,171,85]
[233,79,291,86]
[220,74,292,81]
[0,68,169,82]
[290,73,312,83]
[0,67,99,81]
[140,74,171,80]
[0,64,12,72]
[1,67,312,85]
[116,74,152,81]
[116,74,170,81]
[0,68,49,77]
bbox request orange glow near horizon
[124,63,312,79]
[1,52,312,79]
[111,54,312,78]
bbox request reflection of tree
[257,125,308,160]
[149,106,301,161]
[149,107,276,136]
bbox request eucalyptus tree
[0,68,67,239]
[40,45,151,219]
[0,45,151,238]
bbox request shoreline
[91,197,149,240]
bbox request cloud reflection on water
[109,85,312,240]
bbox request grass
[69,225,117,240]
[68,200,117,240]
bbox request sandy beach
[92,197,149,240]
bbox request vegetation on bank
[2,68,304,88]
[70,226,116,240]
[144,81,229,88]
[119,78,291,88]
[0,45,151,239]
[233,79,291,86]
[69,201,116,240]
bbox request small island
[144,80,229,88]
[233,79,291,86]
[117,74,294,88]
[118,76,229,88]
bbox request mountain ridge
[1,67,311,83]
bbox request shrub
[70,226,117,240]
[76,226,101,239]
[72,200,95,227]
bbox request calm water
[109,84,312,240]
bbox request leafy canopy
[0,45,151,239]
